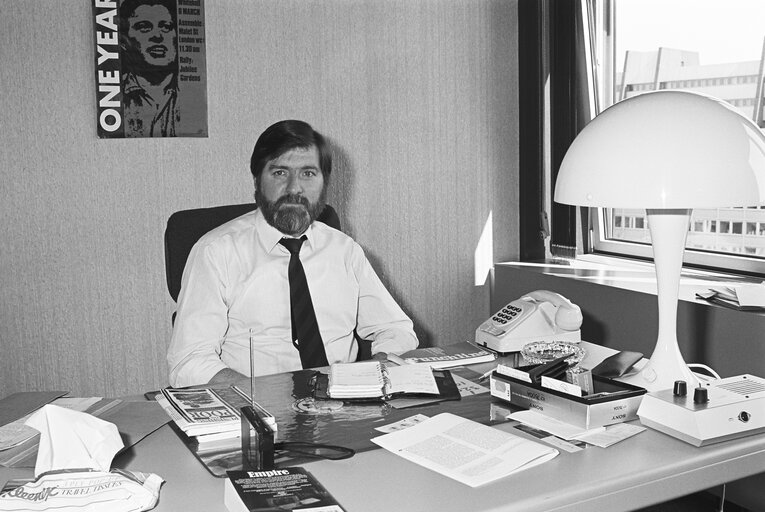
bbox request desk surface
[3,343,765,512]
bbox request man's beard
[257,189,327,236]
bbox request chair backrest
[164,203,341,302]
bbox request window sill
[492,258,765,378]
[502,254,762,307]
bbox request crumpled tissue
[27,404,124,477]
[0,404,163,512]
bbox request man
[119,0,179,137]
[167,120,418,387]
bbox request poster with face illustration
[93,0,208,138]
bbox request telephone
[475,290,583,354]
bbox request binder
[312,361,460,402]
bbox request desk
[3,343,765,512]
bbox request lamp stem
[637,209,698,391]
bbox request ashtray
[521,341,586,366]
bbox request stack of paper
[697,283,765,311]
[371,413,558,487]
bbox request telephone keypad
[492,304,525,325]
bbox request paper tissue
[0,404,163,511]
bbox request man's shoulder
[311,218,356,246]
[195,210,259,250]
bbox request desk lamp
[554,90,765,391]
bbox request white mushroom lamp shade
[554,90,765,391]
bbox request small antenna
[249,328,255,407]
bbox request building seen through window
[594,0,765,273]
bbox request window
[589,0,765,276]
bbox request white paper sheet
[735,282,765,308]
[371,413,558,487]
[508,410,605,441]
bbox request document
[573,423,646,448]
[385,364,440,395]
[0,391,69,451]
[508,410,605,441]
[371,413,558,487]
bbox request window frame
[591,203,765,277]
[586,0,765,278]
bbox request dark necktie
[279,236,329,369]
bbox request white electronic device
[638,374,765,447]
[475,290,583,354]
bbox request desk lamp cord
[717,483,726,512]
[274,441,355,461]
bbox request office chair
[164,202,340,302]
[163,202,371,360]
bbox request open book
[319,361,458,400]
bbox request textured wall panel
[0,0,519,396]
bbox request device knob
[693,386,709,404]
[673,380,687,397]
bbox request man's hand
[208,367,248,386]
[371,352,388,361]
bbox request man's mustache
[274,194,310,208]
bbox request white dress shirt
[167,209,418,387]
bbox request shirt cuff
[370,330,418,356]
[170,358,229,388]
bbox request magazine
[156,388,242,439]
[224,467,345,512]
[400,341,496,369]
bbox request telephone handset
[475,290,583,354]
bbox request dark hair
[250,120,332,180]
[119,0,178,76]
[119,0,177,31]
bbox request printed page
[371,413,558,487]
[386,364,440,395]
[508,410,605,441]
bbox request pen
[587,390,633,399]
[386,353,410,366]
[478,368,495,382]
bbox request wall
[492,263,765,377]
[493,263,765,512]
[0,0,519,396]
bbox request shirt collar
[255,208,316,253]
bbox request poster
[93,0,208,138]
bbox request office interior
[0,1,763,511]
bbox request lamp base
[619,209,699,393]
[619,356,698,393]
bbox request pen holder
[241,406,275,470]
